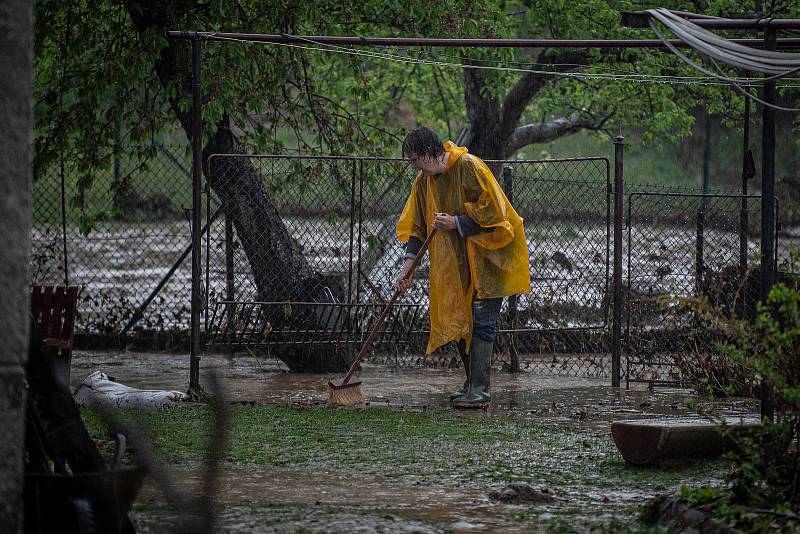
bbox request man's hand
[395,258,414,293]
[433,212,456,230]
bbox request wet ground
[73,349,759,532]
[70,349,758,431]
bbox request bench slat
[31,285,80,381]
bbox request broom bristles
[327,384,364,407]
[327,381,364,407]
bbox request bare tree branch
[499,50,589,140]
[506,109,613,155]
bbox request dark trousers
[457,297,503,355]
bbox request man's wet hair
[402,127,445,160]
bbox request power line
[207,32,800,88]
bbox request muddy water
[71,349,759,430]
[134,468,531,533]
[37,217,800,332]
[132,466,690,532]
[74,349,754,532]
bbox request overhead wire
[290,33,794,86]
[206,32,800,88]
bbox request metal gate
[624,191,773,386]
[203,154,612,376]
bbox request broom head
[327,378,364,407]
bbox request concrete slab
[611,416,760,466]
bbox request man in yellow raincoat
[396,127,530,407]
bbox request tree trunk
[462,64,507,171]
[125,2,354,372]
[203,124,356,373]
[202,121,321,302]
[462,51,592,165]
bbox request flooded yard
[74,349,757,532]
[33,217,800,335]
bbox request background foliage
[33,0,800,233]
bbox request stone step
[611,416,760,467]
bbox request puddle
[70,350,760,432]
[71,349,751,531]
[130,465,678,532]
[35,219,799,333]
[133,468,537,533]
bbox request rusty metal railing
[205,300,422,348]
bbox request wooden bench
[31,285,79,380]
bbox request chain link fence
[32,144,798,381]
[624,191,766,385]
[32,143,195,336]
[205,154,612,375]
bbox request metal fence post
[348,161,356,303]
[190,37,203,392]
[695,112,711,293]
[357,159,364,305]
[760,29,777,421]
[225,211,235,302]
[59,154,69,287]
[502,165,520,372]
[612,137,624,387]
[740,96,752,282]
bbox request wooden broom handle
[341,228,437,385]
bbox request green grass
[84,404,730,531]
[82,404,725,489]
[33,142,194,225]
[38,123,799,228]
[526,125,800,194]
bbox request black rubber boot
[451,338,492,408]
[449,348,470,401]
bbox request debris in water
[489,483,556,504]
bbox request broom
[328,229,437,407]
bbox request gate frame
[204,153,616,372]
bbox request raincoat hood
[397,143,531,353]
[443,140,469,168]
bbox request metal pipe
[121,205,223,336]
[356,160,364,305]
[621,10,800,30]
[59,154,69,287]
[502,165,520,373]
[740,96,751,284]
[695,111,711,293]
[225,209,234,302]
[760,29,777,422]
[208,153,609,164]
[604,158,612,324]
[612,136,625,388]
[625,193,635,389]
[348,161,355,303]
[627,14,800,30]
[190,37,203,392]
[204,163,211,332]
[167,31,800,48]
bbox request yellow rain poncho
[396,141,531,353]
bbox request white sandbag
[74,371,188,411]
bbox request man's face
[405,152,441,175]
